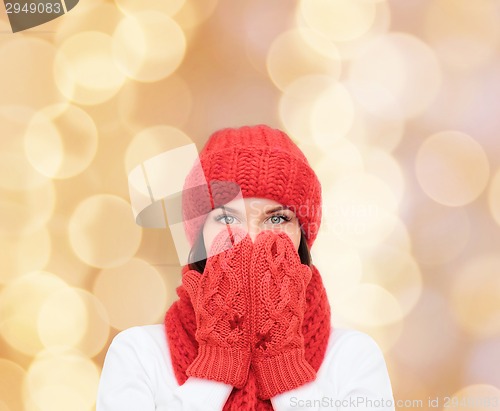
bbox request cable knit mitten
[250,230,316,400]
[182,227,253,388]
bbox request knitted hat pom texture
[181,124,322,249]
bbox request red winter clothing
[166,124,331,409]
[164,229,331,409]
[181,125,322,249]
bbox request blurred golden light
[450,255,500,338]
[0,106,49,191]
[125,125,191,174]
[279,74,338,140]
[54,31,126,105]
[425,0,500,72]
[363,244,422,318]
[336,283,403,327]
[0,271,69,356]
[323,173,399,247]
[134,227,178,267]
[0,17,11,41]
[299,0,391,61]
[387,365,430,411]
[243,1,299,75]
[34,280,109,358]
[391,289,461,373]
[415,131,490,206]
[72,128,133,201]
[354,322,403,353]
[0,227,51,285]
[173,0,219,30]
[442,384,500,411]
[0,180,55,236]
[295,142,325,167]
[363,148,405,205]
[311,83,355,144]
[315,137,364,187]
[380,215,411,252]
[44,222,93,289]
[24,114,60,181]
[191,77,278,130]
[0,359,25,411]
[118,75,192,131]
[112,11,186,82]
[465,337,500,388]
[25,347,100,411]
[54,3,123,42]
[266,28,341,91]
[313,231,363,304]
[93,258,167,330]
[115,0,185,16]
[360,111,405,153]
[411,204,470,265]
[24,104,98,179]
[299,0,377,42]
[488,168,500,227]
[68,194,142,268]
[348,33,442,119]
[37,287,87,350]
[0,38,64,109]
[69,290,110,358]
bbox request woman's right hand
[249,230,315,400]
[182,227,253,389]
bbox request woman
[96,125,395,410]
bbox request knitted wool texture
[250,230,317,399]
[164,124,331,409]
[181,125,322,249]
[164,257,331,410]
[181,229,253,389]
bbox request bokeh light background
[1,0,500,410]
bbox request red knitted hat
[182,124,322,249]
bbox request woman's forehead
[215,197,289,213]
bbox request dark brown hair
[187,229,312,274]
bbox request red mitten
[250,230,315,399]
[182,227,253,388]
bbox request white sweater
[96,324,395,411]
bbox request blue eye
[214,214,238,224]
[268,214,292,224]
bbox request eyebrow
[263,205,291,214]
[217,206,243,215]
[215,205,291,215]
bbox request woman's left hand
[249,230,316,400]
[182,227,254,388]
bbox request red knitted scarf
[164,262,331,410]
